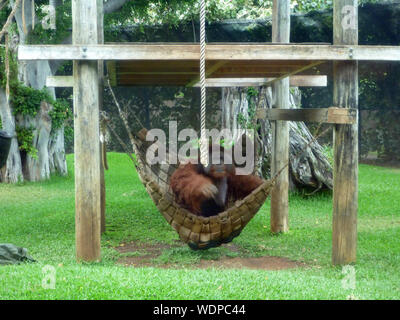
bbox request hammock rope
[102,0,331,250]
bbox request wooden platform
[107,59,323,86]
[18,42,400,87]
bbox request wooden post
[98,2,106,235]
[73,0,102,262]
[270,0,290,233]
[332,0,359,265]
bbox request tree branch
[103,0,129,14]
[0,0,22,43]
[0,0,8,13]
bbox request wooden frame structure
[46,75,328,88]
[18,0,392,264]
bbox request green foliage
[1,42,72,153]
[322,144,333,167]
[103,0,380,30]
[27,1,72,45]
[11,82,72,133]
[0,48,18,89]
[293,0,332,12]
[49,99,72,132]
[237,87,259,131]
[15,126,37,159]
[11,84,51,117]
[0,2,11,26]
[64,124,74,152]
[1,58,71,156]
[293,0,378,12]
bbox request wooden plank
[270,0,290,234]
[263,61,324,86]
[256,107,357,124]
[98,3,106,236]
[119,74,195,80]
[288,75,327,87]
[120,71,198,75]
[18,44,400,62]
[46,76,74,87]
[193,75,327,88]
[118,79,188,87]
[73,0,102,262]
[54,74,326,88]
[197,72,289,78]
[332,0,359,266]
[117,61,310,73]
[186,61,227,87]
[217,65,308,73]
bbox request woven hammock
[132,129,273,250]
[102,0,273,250]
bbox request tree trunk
[0,88,23,183]
[221,86,249,142]
[1,0,68,182]
[221,86,333,190]
[1,0,131,184]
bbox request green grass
[0,153,399,299]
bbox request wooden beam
[73,0,102,262]
[263,61,324,86]
[120,71,198,75]
[216,65,309,74]
[186,61,226,87]
[46,76,74,87]
[193,75,327,88]
[287,75,327,87]
[256,107,357,124]
[332,0,359,266]
[270,0,290,234]
[98,3,106,236]
[18,44,400,61]
[49,74,327,89]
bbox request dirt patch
[115,241,304,270]
[197,256,303,270]
[116,241,177,267]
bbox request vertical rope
[199,0,208,165]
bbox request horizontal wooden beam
[263,61,324,86]
[49,75,327,88]
[194,75,327,87]
[18,44,400,61]
[257,107,357,124]
[46,76,74,87]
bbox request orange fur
[170,162,218,215]
[170,145,263,216]
[227,173,263,200]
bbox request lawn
[0,153,399,299]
